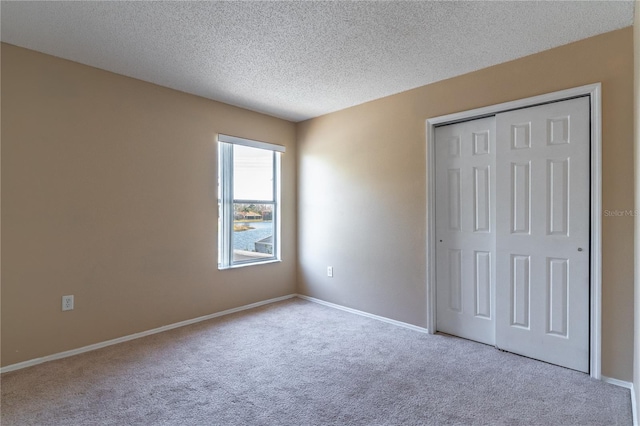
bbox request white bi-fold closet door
[435,97,590,373]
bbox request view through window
[218,135,283,268]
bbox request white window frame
[218,134,284,269]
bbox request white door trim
[425,83,602,379]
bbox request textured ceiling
[1,1,635,122]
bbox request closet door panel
[435,117,496,345]
[495,97,590,373]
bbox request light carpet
[1,298,632,425]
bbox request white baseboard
[601,375,634,389]
[296,294,429,334]
[0,294,297,374]
[601,376,636,425]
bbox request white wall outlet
[62,295,74,311]
[327,266,333,277]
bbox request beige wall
[297,27,635,381]
[1,44,297,367]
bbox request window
[217,134,284,269]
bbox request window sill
[218,259,282,270]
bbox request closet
[434,97,590,373]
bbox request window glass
[232,203,274,262]
[233,145,273,201]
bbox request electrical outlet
[327,266,333,277]
[62,295,74,311]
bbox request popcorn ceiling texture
[0,1,634,122]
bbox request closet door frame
[425,83,602,379]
